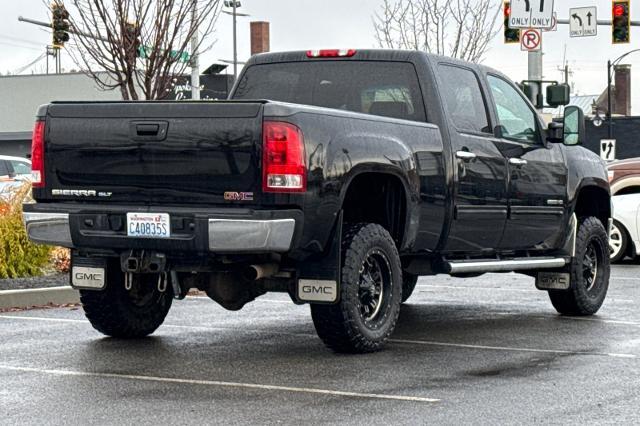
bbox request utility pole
[232,1,238,80]
[528,50,543,111]
[190,0,200,100]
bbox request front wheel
[311,223,402,353]
[80,261,173,338]
[548,217,610,316]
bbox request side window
[10,161,31,175]
[438,65,491,134]
[488,75,540,144]
[0,161,10,177]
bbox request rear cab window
[437,64,492,135]
[10,160,31,176]
[233,61,426,122]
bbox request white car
[610,193,640,262]
[0,156,32,201]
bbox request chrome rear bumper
[23,211,296,253]
[23,212,73,248]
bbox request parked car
[610,193,640,262]
[0,155,32,181]
[608,157,640,195]
[0,156,31,201]
[24,49,611,353]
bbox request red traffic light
[614,4,626,17]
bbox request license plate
[126,213,170,238]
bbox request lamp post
[606,49,640,139]
[223,1,249,80]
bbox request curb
[0,287,80,310]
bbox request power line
[12,52,47,74]
[0,41,42,51]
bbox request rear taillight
[262,121,306,193]
[31,120,45,188]
[306,49,357,58]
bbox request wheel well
[342,173,407,247]
[574,186,611,226]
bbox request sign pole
[528,50,544,112]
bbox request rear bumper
[23,203,301,254]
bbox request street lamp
[222,1,249,80]
[606,48,640,139]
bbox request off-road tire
[401,273,418,303]
[548,216,610,316]
[609,220,628,263]
[311,223,402,353]
[80,262,173,338]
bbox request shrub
[0,184,51,278]
[50,247,71,273]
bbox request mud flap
[295,211,342,304]
[536,271,571,290]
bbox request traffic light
[612,0,630,44]
[504,1,520,44]
[51,2,70,48]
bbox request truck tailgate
[39,101,264,205]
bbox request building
[0,70,234,158]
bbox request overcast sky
[1,0,639,112]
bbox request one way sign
[509,0,555,29]
[570,7,597,37]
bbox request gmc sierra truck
[24,50,611,353]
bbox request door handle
[129,121,169,141]
[456,151,477,162]
[509,158,528,167]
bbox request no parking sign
[521,28,542,51]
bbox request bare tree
[373,0,502,63]
[57,0,221,100]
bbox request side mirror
[562,106,585,146]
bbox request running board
[444,257,568,274]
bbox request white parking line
[0,365,440,403]
[389,339,637,359]
[1,314,637,359]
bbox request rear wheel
[311,223,402,353]
[80,261,173,338]
[609,220,628,263]
[548,217,610,316]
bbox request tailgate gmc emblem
[224,192,254,201]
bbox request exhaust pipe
[243,263,279,281]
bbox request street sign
[509,0,555,29]
[544,12,558,32]
[521,28,542,51]
[570,7,597,37]
[600,139,616,161]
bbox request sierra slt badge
[298,279,338,303]
[52,189,112,198]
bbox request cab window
[438,64,491,134]
[488,75,540,144]
[10,160,31,176]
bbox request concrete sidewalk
[0,286,79,310]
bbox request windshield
[233,61,427,122]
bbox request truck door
[486,75,568,250]
[437,64,509,253]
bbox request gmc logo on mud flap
[298,280,338,303]
[71,266,106,290]
[536,272,571,290]
[74,272,102,281]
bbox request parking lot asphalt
[1,264,639,425]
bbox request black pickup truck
[24,49,611,353]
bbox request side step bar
[445,257,568,274]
